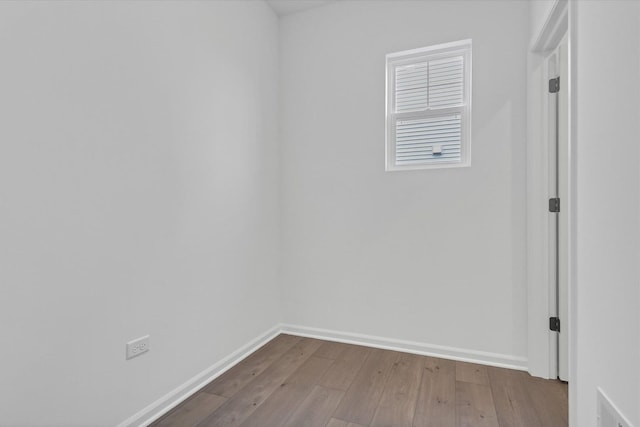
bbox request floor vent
[597,388,634,427]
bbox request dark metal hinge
[549,317,561,332]
[549,198,560,213]
[549,77,560,93]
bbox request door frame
[546,32,569,381]
[525,0,570,380]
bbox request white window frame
[385,39,472,171]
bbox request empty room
[1,1,639,426]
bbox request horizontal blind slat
[395,114,462,165]
[395,62,428,113]
[428,55,464,109]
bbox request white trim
[280,324,528,371]
[526,0,569,380]
[567,2,577,426]
[116,324,282,427]
[386,39,473,60]
[531,0,568,53]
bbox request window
[386,39,472,171]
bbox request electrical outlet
[126,335,150,360]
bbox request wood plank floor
[151,335,567,427]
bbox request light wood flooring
[151,334,568,427]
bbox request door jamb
[526,0,569,380]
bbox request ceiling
[266,0,335,17]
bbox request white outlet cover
[126,335,150,360]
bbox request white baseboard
[120,322,528,426]
[117,324,282,427]
[281,324,528,371]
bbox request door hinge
[549,77,560,93]
[549,198,560,212]
[549,317,561,332]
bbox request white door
[547,33,569,381]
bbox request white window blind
[386,40,471,171]
[395,62,428,112]
[395,114,462,166]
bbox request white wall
[0,1,281,425]
[571,1,640,426]
[280,1,529,363]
